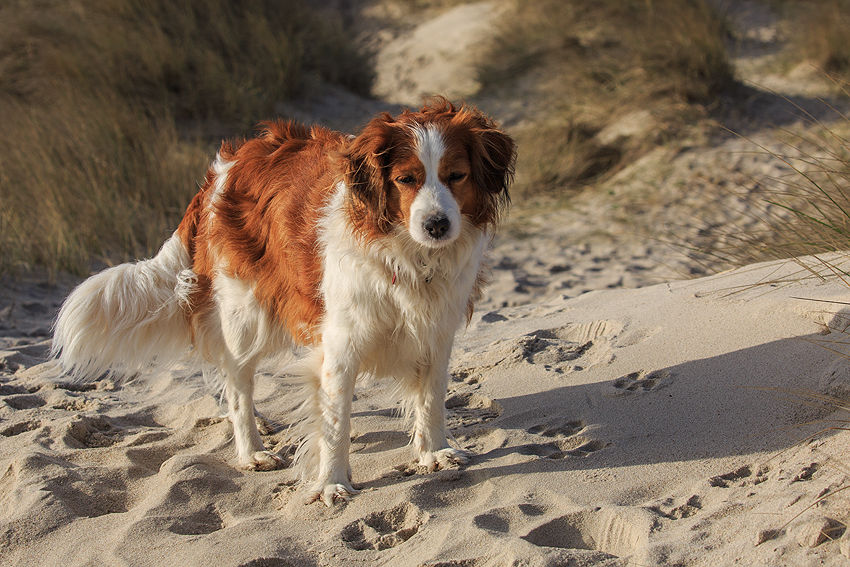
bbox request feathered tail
[51,235,197,380]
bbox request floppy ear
[469,118,516,199]
[464,111,516,228]
[340,113,397,234]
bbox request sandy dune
[3,256,850,566]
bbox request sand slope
[3,256,850,566]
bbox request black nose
[424,215,450,239]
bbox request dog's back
[176,121,346,349]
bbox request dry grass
[0,0,369,276]
[780,0,850,79]
[689,116,850,271]
[476,0,734,199]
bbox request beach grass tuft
[0,0,369,276]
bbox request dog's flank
[52,97,516,506]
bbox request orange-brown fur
[177,122,345,345]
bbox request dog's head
[342,97,516,247]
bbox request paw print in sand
[341,502,427,551]
[521,418,610,459]
[612,369,670,395]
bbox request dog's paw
[241,450,285,471]
[304,482,360,507]
[418,447,470,472]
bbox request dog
[51,97,516,505]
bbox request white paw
[241,450,285,471]
[304,482,360,507]
[419,447,470,472]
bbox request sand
[5,1,850,565]
[3,255,850,566]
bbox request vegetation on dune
[5,0,850,277]
[476,0,734,198]
[780,0,850,80]
[697,119,850,270]
[0,0,369,276]
[752,0,850,266]
[688,0,850,270]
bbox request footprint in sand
[167,503,225,535]
[708,465,761,488]
[452,321,622,383]
[53,381,99,393]
[415,561,478,567]
[51,396,92,411]
[651,495,703,520]
[516,332,594,372]
[443,388,506,455]
[521,506,656,560]
[611,369,670,395]
[649,465,767,525]
[238,559,299,567]
[0,340,52,374]
[528,419,586,438]
[521,419,610,459]
[66,415,123,448]
[5,451,133,518]
[479,311,508,323]
[48,382,99,411]
[340,502,427,551]
[1,420,41,437]
[3,391,46,409]
[454,426,508,455]
[0,381,32,395]
[474,502,548,533]
[445,391,503,429]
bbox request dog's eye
[448,172,467,182]
[396,175,416,185]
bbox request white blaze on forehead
[409,124,461,246]
[413,124,446,181]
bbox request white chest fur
[317,184,487,378]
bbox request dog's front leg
[412,346,470,471]
[306,349,359,506]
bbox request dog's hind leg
[213,273,284,471]
[223,357,284,471]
